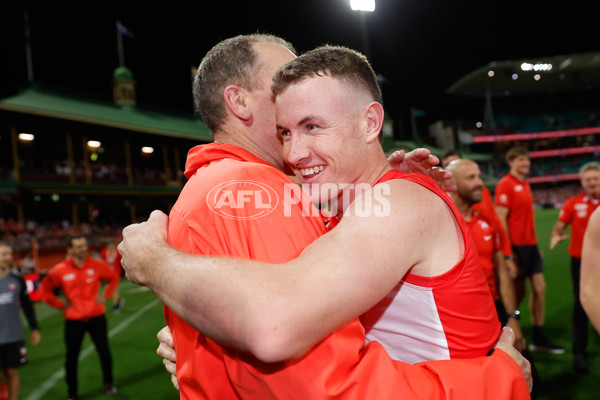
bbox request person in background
[0,241,41,400]
[495,146,565,354]
[447,159,542,399]
[100,239,124,313]
[39,235,119,400]
[581,206,600,333]
[549,161,600,372]
[442,149,518,278]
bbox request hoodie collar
[184,143,276,179]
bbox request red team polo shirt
[164,143,530,400]
[558,193,600,258]
[495,173,538,246]
[465,212,502,300]
[474,186,513,257]
[39,256,119,320]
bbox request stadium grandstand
[0,66,212,271]
[2,48,600,271]
[440,50,600,208]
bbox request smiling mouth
[298,165,326,178]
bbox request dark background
[2,1,598,134]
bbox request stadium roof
[447,50,600,97]
[0,85,213,141]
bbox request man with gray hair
[550,161,600,372]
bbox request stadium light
[350,0,375,12]
[141,146,154,154]
[18,133,35,141]
[521,62,552,72]
[350,0,375,58]
[87,140,101,148]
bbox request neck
[450,193,473,221]
[587,192,600,200]
[510,169,525,180]
[0,266,9,279]
[337,154,392,214]
[214,130,284,171]
[73,255,86,267]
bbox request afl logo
[207,180,279,220]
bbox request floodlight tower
[350,0,375,59]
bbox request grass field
[19,283,178,400]
[16,208,599,399]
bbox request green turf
[19,281,178,400]
[16,210,599,399]
[522,208,599,399]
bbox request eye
[307,124,317,131]
[279,130,291,140]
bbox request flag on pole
[116,20,134,38]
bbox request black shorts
[0,340,28,369]
[512,244,545,279]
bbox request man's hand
[549,233,569,250]
[118,210,169,286]
[505,318,526,352]
[388,148,456,192]
[494,327,532,393]
[156,326,179,391]
[505,258,518,279]
[30,329,41,346]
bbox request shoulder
[4,273,25,287]
[48,261,68,274]
[347,178,451,229]
[203,158,289,183]
[9,273,26,283]
[496,175,512,189]
[588,207,600,231]
[179,160,293,209]
[562,195,578,208]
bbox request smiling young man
[495,146,565,355]
[120,44,532,398]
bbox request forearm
[550,224,564,241]
[580,208,600,333]
[137,223,404,363]
[580,281,600,332]
[138,240,301,361]
[21,291,40,330]
[119,211,349,362]
[580,254,600,332]
[39,282,64,310]
[549,220,567,249]
[102,273,120,299]
[495,207,510,238]
[496,252,517,312]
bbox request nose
[283,133,310,167]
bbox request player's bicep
[287,182,432,322]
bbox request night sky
[2,1,598,132]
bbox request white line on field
[24,298,161,400]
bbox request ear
[363,102,384,144]
[223,85,252,122]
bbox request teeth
[299,165,325,176]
